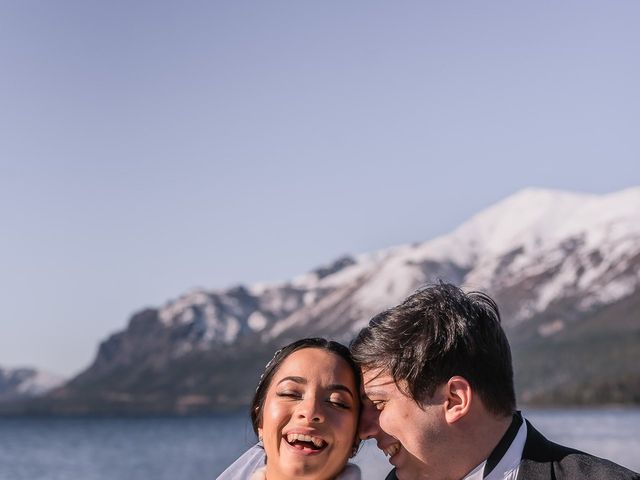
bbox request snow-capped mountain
[13,187,640,414]
[112,187,638,349]
[0,367,65,401]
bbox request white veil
[216,443,266,480]
[216,442,361,479]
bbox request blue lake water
[0,408,638,480]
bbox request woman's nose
[296,396,325,422]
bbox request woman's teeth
[286,433,326,448]
[384,444,400,457]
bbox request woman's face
[258,347,359,479]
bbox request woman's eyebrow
[277,376,306,385]
[327,384,354,398]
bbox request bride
[217,338,361,479]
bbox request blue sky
[1,1,639,376]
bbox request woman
[217,338,361,479]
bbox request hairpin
[255,348,283,392]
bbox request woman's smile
[283,429,327,453]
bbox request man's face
[360,368,449,480]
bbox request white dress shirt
[463,419,527,480]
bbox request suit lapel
[516,420,556,480]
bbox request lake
[0,408,638,479]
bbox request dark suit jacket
[517,420,639,479]
[383,419,639,480]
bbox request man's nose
[358,403,380,440]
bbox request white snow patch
[538,320,565,337]
[249,282,272,295]
[303,291,317,305]
[203,304,218,323]
[158,307,174,324]
[159,296,196,325]
[10,369,66,396]
[180,307,195,324]
[190,291,210,306]
[580,278,638,310]
[351,256,425,314]
[248,311,268,331]
[534,260,578,312]
[224,318,240,343]
[291,272,320,289]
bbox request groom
[351,283,639,480]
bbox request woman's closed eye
[277,391,352,409]
[327,392,353,410]
[276,390,302,399]
[327,398,351,410]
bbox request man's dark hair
[250,337,362,436]
[350,282,515,416]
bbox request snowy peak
[129,187,640,347]
[460,187,639,250]
[417,187,639,264]
[457,188,592,253]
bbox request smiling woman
[217,338,362,480]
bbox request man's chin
[394,466,418,480]
[388,451,424,480]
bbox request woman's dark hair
[250,337,362,436]
[351,282,516,417]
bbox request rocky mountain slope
[6,187,640,414]
[0,367,65,402]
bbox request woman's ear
[255,405,263,442]
[443,376,472,424]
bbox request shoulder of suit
[553,453,640,479]
[523,420,639,479]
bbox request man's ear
[443,376,472,424]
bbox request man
[350,283,639,480]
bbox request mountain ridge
[3,187,638,414]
